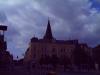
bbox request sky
[0,0,100,59]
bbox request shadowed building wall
[24,20,91,66]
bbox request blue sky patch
[90,0,100,10]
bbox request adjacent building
[0,25,13,66]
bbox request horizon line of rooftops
[30,20,90,47]
[0,21,98,48]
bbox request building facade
[24,20,91,67]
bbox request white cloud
[0,0,28,6]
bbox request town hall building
[24,20,91,67]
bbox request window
[33,53,36,58]
[61,48,65,52]
[52,48,56,52]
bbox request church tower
[0,25,7,51]
[43,20,54,40]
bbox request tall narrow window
[52,48,56,55]
[52,48,56,52]
[61,48,65,52]
[33,47,36,58]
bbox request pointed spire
[44,20,53,40]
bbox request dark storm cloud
[0,0,100,58]
[0,10,21,57]
[32,0,100,47]
[3,4,48,57]
[32,1,87,33]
